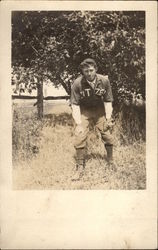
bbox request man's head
[80,58,97,82]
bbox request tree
[12,11,145,108]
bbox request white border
[0,1,157,249]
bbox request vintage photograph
[12,11,146,190]
[1,2,157,249]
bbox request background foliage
[12,11,145,105]
[12,11,145,141]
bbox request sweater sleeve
[104,102,113,119]
[71,104,82,125]
[103,78,113,102]
[70,81,81,105]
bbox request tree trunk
[37,81,43,119]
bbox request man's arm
[102,77,113,120]
[71,104,84,135]
[104,102,113,120]
[70,81,84,134]
[71,104,82,125]
[70,80,82,125]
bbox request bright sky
[43,84,67,97]
[12,83,68,97]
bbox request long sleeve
[70,81,80,105]
[71,104,82,125]
[103,78,113,102]
[104,102,113,119]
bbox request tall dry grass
[12,100,146,190]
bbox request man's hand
[75,124,84,136]
[106,118,114,127]
[104,118,114,131]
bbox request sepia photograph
[0,1,157,249]
[12,10,146,190]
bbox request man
[70,58,114,171]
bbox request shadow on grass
[86,152,105,161]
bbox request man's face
[82,65,97,82]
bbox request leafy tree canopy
[12,11,145,106]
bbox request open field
[12,100,146,190]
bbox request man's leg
[104,144,113,163]
[95,115,114,164]
[74,113,89,170]
[75,148,86,170]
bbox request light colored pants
[74,107,113,149]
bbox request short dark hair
[79,58,97,71]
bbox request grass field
[12,100,146,190]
